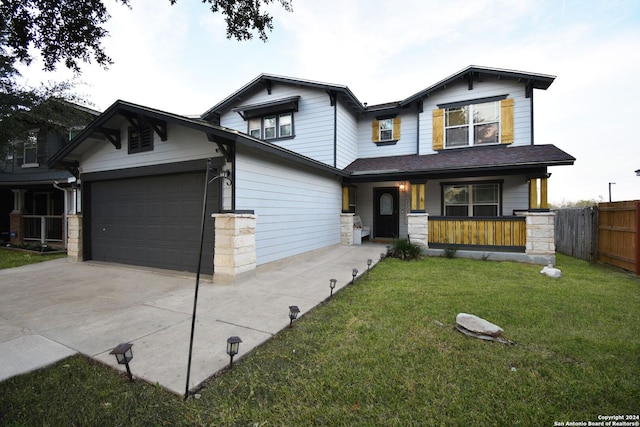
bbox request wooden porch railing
[428,216,526,252]
[23,215,64,243]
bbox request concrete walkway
[0,243,385,395]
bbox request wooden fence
[554,207,598,262]
[428,216,526,252]
[554,201,640,274]
[597,201,640,274]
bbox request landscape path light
[110,343,134,382]
[226,336,242,368]
[288,305,300,327]
[352,268,358,282]
[329,278,337,297]
[367,258,372,271]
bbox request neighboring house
[0,102,98,246]
[48,66,575,281]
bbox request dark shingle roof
[344,144,575,178]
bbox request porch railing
[23,215,64,243]
[428,216,526,252]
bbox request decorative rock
[540,263,562,278]
[455,313,504,337]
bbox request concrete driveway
[0,243,384,395]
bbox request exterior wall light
[288,305,300,327]
[110,343,134,382]
[329,278,337,297]
[226,336,242,368]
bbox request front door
[374,187,399,238]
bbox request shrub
[389,238,423,260]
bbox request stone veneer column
[340,213,355,246]
[525,211,556,256]
[212,213,256,284]
[67,214,83,261]
[407,213,429,248]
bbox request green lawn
[1,254,638,425]
[0,248,66,270]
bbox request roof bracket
[525,81,534,98]
[466,72,474,90]
[123,113,167,141]
[97,127,121,149]
[207,133,232,162]
[327,89,337,106]
[261,78,272,95]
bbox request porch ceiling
[343,144,575,181]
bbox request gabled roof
[400,65,556,107]
[343,144,575,181]
[48,100,348,178]
[201,73,364,120]
[202,66,555,120]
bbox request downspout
[530,90,534,145]
[333,98,337,168]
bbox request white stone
[456,313,504,337]
[540,264,562,278]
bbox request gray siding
[234,150,342,266]
[357,110,418,159]
[335,100,358,169]
[219,83,336,166]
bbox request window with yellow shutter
[437,95,512,149]
[372,116,400,145]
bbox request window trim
[22,129,40,168]
[440,180,503,217]
[444,101,501,148]
[245,111,295,140]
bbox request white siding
[79,121,222,173]
[234,149,342,265]
[356,111,418,159]
[335,100,358,169]
[424,175,529,216]
[419,81,531,155]
[219,83,336,166]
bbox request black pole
[185,158,212,399]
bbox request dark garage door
[87,171,218,274]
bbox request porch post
[340,213,355,246]
[9,189,26,244]
[67,214,83,261]
[407,213,429,248]
[525,211,556,259]
[212,212,257,284]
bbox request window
[128,126,154,154]
[23,130,39,165]
[443,183,500,217]
[379,119,393,141]
[445,101,500,148]
[372,117,401,144]
[247,112,294,140]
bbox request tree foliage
[0,0,292,153]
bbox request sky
[16,0,640,204]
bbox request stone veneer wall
[340,213,354,245]
[67,214,83,261]
[212,213,256,284]
[524,211,555,256]
[407,213,429,247]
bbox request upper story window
[371,116,401,145]
[443,182,501,217]
[128,126,154,154]
[248,112,294,140]
[445,101,500,148]
[23,130,39,166]
[433,96,513,151]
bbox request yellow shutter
[393,117,401,140]
[342,187,349,212]
[501,98,514,144]
[371,120,380,143]
[432,109,444,150]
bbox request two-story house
[0,101,98,247]
[48,66,575,282]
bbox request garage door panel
[89,171,218,274]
